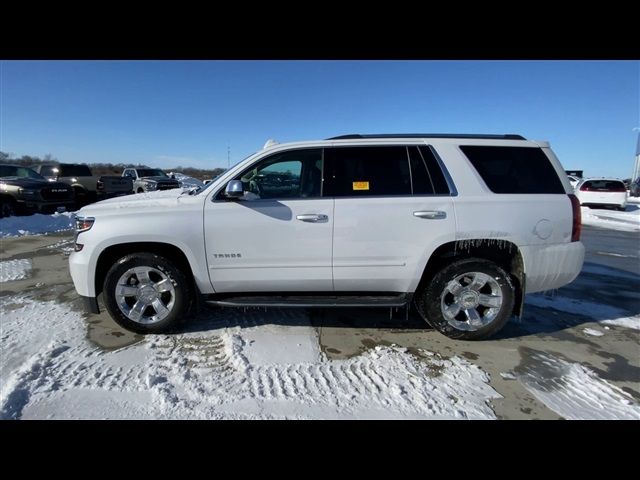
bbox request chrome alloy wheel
[115,266,176,324]
[440,271,503,331]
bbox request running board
[205,293,412,308]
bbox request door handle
[413,210,447,219]
[296,214,328,223]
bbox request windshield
[0,165,45,180]
[190,152,257,195]
[137,169,168,177]
[59,164,92,177]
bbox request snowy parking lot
[1,201,639,419]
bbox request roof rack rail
[327,133,526,140]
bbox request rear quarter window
[460,146,565,194]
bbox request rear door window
[324,146,411,197]
[460,146,565,194]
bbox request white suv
[69,134,585,340]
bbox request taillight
[568,194,581,242]
[97,180,104,190]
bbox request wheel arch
[94,242,197,299]
[416,239,525,317]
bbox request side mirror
[224,180,244,198]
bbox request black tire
[0,198,16,218]
[102,252,192,334]
[136,188,145,193]
[414,258,515,340]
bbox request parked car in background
[35,163,133,208]
[70,133,584,341]
[629,178,640,197]
[167,172,205,190]
[0,164,74,217]
[574,178,628,210]
[122,167,181,193]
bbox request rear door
[325,145,456,293]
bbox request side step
[205,293,412,308]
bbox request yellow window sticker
[352,181,370,191]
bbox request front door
[204,148,334,293]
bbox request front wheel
[102,253,192,334]
[415,258,515,340]
[0,198,16,218]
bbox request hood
[0,177,69,189]
[77,188,190,214]
[140,176,179,183]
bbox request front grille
[41,187,73,200]
[157,183,180,190]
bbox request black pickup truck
[36,163,133,207]
[0,165,75,217]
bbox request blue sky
[1,61,638,178]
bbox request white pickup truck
[69,134,585,340]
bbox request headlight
[75,216,95,233]
[18,188,37,195]
[73,216,95,251]
[143,181,157,190]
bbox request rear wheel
[103,253,192,334]
[415,258,515,340]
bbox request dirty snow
[0,259,33,282]
[516,349,640,420]
[582,328,605,337]
[526,294,640,331]
[0,296,501,420]
[581,206,640,232]
[0,212,75,238]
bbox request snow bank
[0,296,501,420]
[0,259,33,282]
[0,212,74,238]
[581,206,640,232]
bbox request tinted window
[460,146,564,194]
[237,149,322,199]
[581,180,626,192]
[415,146,450,195]
[137,169,167,177]
[324,146,411,197]
[0,166,44,179]
[408,147,434,194]
[59,164,92,177]
[39,165,55,177]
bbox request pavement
[0,226,638,419]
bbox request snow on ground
[582,328,604,337]
[526,294,640,331]
[0,296,501,420]
[515,349,640,420]
[580,206,640,232]
[0,212,75,238]
[0,259,32,282]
